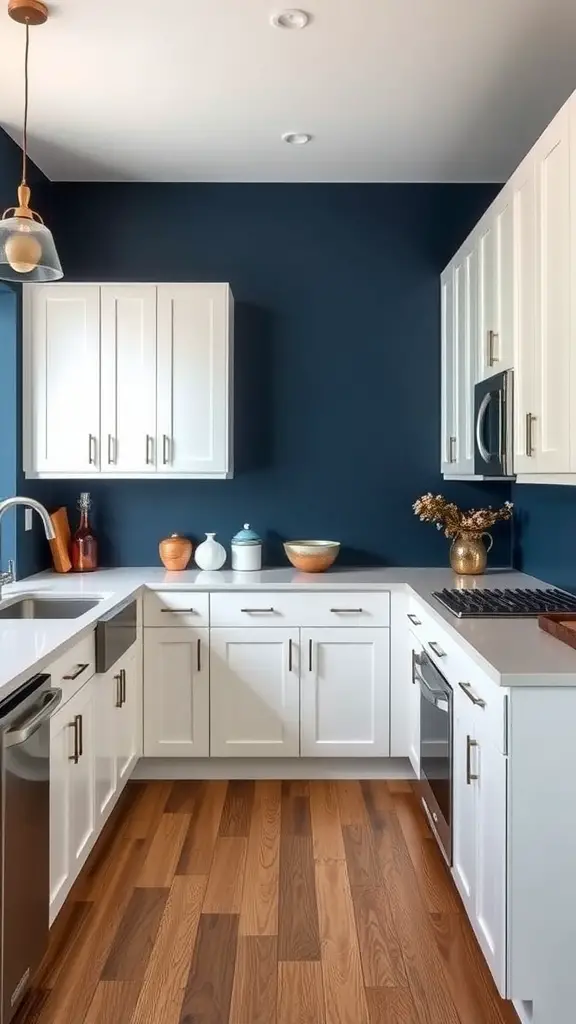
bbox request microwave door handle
[475,392,492,464]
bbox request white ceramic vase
[194,532,226,571]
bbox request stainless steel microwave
[474,369,514,477]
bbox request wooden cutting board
[49,506,72,573]
[538,612,576,651]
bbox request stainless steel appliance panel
[95,598,137,674]
[0,676,61,1023]
[474,369,513,477]
[413,648,453,865]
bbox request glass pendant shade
[0,212,62,282]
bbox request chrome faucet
[0,497,56,600]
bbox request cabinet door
[117,647,141,786]
[157,284,233,477]
[49,703,72,919]
[493,194,514,372]
[68,681,97,877]
[301,628,390,757]
[100,286,157,473]
[93,665,119,828]
[474,725,508,995]
[440,266,458,473]
[143,628,209,757]
[408,644,421,777]
[532,107,571,472]
[452,688,477,918]
[512,160,537,475]
[210,628,299,757]
[454,243,479,474]
[26,285,100,474]
[477,220,496,381]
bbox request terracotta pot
[159,534,193,571]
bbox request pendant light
[0,0,62,282]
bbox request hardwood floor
[18,780,519,1024]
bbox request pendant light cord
[22,21,30,185]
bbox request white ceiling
[1,0,576,182]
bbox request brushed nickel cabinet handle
[88,434,96,465]
[428,641,446,658]
[458,681,486,708]
[308,638,313,672]
[121,668,126,706]
[407,613,421,626]
[115,672,122,708]
[163,435,170,465]
[145,434,154,465]
[63,663,89,681]
[329,607,363,613]
[68,717,79,763]
[449,436,457,463]
[288,638,293,672]
[488,329,499,367]
[466,735,479,784]
[525,413,535,457]
[240,607,275,614]
[160,608,197,614]
[108,433,115,464]
[77,713,83,757]
[197,638,202,673]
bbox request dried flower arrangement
[413,494,513,539]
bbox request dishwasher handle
[5,688,62,747]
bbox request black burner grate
[431,587,576,618]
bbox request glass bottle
[71,492,98,572]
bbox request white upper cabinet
[100,286,157,474]
[25,285,100,475]
[440,266,458,474]
[478,193,514,380]
[157,284,234,478]
[24,282,234,479]
[512,157,537,476]
[442,240,478,476]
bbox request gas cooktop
[432,587,576,619]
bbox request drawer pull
[428,641,446,658]
[458,681,486,708]
[115,672,122,708]
[68,717,80,763]
[329,607,363,613]
[160,608,197,614]
[63,663,89,681]
[240,607,276,614]
[466,735,479,784]
[407,613,421,626]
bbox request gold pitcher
[450,531,493,575]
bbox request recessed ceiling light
[282,132,313,145]
[271,9,310,29]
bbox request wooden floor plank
[41,900,93,990]
[365,987,421,1024]
[130,875,206,1024]
[84,980,141,1023]
[277,962,325,1024]
[165,780,204,814]
[137,813,190,887]
[315,859,369,1024]
[219,780,255,837]
[177,780,228,875]
[394,795,459,914]
[229,935,277,1024]
[386,781,413,795]
[309,781,346,862]
[342,824,381,887]
[282,780,312,836]
[360,780,394,832]
[351,885,408,989]
[121,781,173,840]
[336,781,370,826]
[239,780,281,936]
[12,988,51,1024]
[278,835,321,961]
[203,836,248,914]
[102,886,168,980]
[178,913,239,1024]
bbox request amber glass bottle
[71,492,98,572]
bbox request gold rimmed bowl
[283,540,340,573]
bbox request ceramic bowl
[283,540,340,573]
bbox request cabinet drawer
[454,650,507,753]
[210,592,390,628]
[48,632,95,707]
[144,590,210,627]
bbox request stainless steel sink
[0,596,102,620]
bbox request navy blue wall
[512,484,576,590]
[22,181,514,569]
[0,128,50,576]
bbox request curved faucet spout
[0,497,55,596]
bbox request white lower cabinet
[94,645,141,828]
[452,680,507,996]
[300,628,390,757]
[143,627,209,757]
[117,647,141,783]
[50,679,97,922]
[210,628,300,756]
[407,639,421,776]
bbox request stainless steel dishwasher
[0,674,61,1023]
